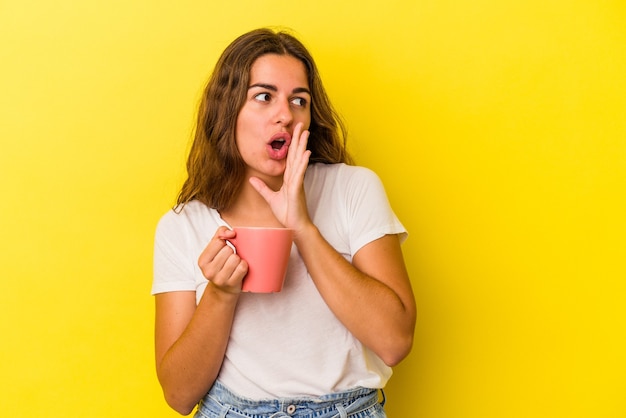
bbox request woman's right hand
[198,226,248,294]
[156,225,247,414]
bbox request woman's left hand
[249,122,312,234]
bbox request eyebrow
[248,83,311,95]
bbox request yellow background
[1,1,624,417]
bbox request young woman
[152,28,416,417]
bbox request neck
[220,178,283,228]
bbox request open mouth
[271,139,286,150]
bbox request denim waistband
[195,381,383,418]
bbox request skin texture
[154,54,416,415]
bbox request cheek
[299,111,312,129]
[237,108,264,133]
[234,119,243,151]
[235,111,255,143]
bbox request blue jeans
[194,381,387,418]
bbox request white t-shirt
[152,163,407,399]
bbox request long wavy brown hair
[176,28,353,212]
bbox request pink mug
[228,227,293,293]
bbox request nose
[274,100,293,126]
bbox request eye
[254,93,271,102]
[291,97,307,107]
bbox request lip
[266,131,292,160]
[268,131,292,147]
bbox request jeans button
[286,404,296,415]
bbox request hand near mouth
[249,122,313,235]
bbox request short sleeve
[342,166,408,255]
[151,211,197,295]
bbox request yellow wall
[1,1,624,417]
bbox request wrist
[204,281,241,302]
[293,221,320,247]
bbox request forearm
[156,286,238,415]
[294,223,416,366]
